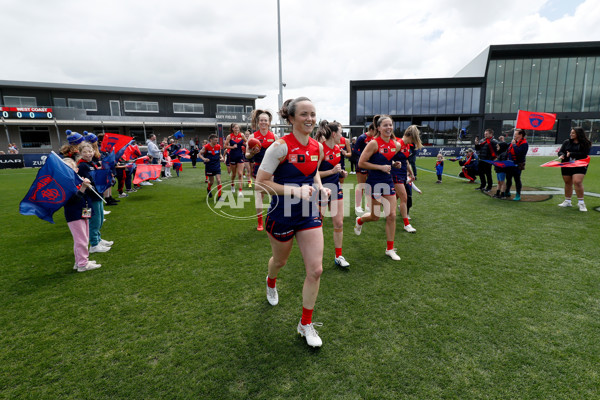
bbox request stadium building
[0,80,265,156]
[349,41,600,146]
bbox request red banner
[133,164,162,184]
[540,156,590,168]
[100,133,134,153]
[516,110,557,131]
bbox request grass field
[1,156,599,399]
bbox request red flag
[133,164,162,184]
[134,156,150,164]
[100,133,134,153]
[540,156,590,168]
[516,110,557,131]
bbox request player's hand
[319,185,331,200]
[392,161,401,169]
[380,164,391,174]
[332,164,342,174]
[294,185,315,201]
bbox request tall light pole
[277,0,283,135]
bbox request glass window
[421,89,430,114]
[445,88,455,114]
[471,88,481,114]
[463,87,473,114]
[174,103,204,114]
[453,88,463,114]
[389,90,397,114]
[216,104,244,113]
[583,57,597,112]
[19,127,51,148]
[380,90,389,115]
[590,57,600,112]
[246,106,254,113]
[555,57,569,112]
[528,58,541,110]
[372,90,381,115]
[123,101,158,113]
[501,59,514,113]
[413,89,421,115]
[519,59,532,111]
[365,90,373,116]
[485,60,497,113]
[536,58,550,112]
[68,98,98,111]
[430,88,438,115]
[562,57,578,112]
[53,98,66,107]
[546,58,559,111]
[493,60,505,113]
[511,59,523,110]
[405,89,413,114]
[356,90,365,116]
[437,88,446,114]
[573,57,587,112]
[397,90,405,115]
[3,96,37,107]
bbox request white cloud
[1,0,599,124]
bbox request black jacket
[558,139,590,162]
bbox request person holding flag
[77,142,113,253]
[504,129,529,201]
[557,127,592,211]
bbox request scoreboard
[0,107,53,119]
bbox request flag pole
[52,151,107,204]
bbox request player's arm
[358,140,391,174]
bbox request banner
[0,154,25,169]
[516,110,557,131]
[133,164,162,184]
[540,156,590,168]
[100,133,134,153]
[89,169,113,194]
[19,152,83,223]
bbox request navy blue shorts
[366,180,396,200]
[265,215,322,242]
[205,167,221,176]
[392,173,407,185]
[229,153,244,165]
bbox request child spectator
[435,153,444,183]
[62,158,102,272]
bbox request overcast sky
[1,0,598,124]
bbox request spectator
[557,127,592,211]
[474,129,498,192]
[505,129,529,201]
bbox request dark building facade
[349,41,600,145]
[0,80,265,154]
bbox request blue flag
[481,159,517,168]
[89,169,113,194]
[101,151,116,170]
[19,152,83,223]
[174,130,184,139]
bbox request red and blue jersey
[391,138,410,180]
[353,133,374,156]
[228,133,245,160]
[365,137,396,184]
[319,142,341,185]
[252,130,276,165]
[269,133,321,223]
[203,144,222,169]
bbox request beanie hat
[66,130,84,145]
[83,131,98,143]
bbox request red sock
[357,217,363,225]
[257,214,263,225]
[267,276,276,288]
[217,184,222,197]
[335,248,342,258]
[387,241,394,251]
[301,307,313,325]
[207,183,212,191]
[403,218,409,226]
